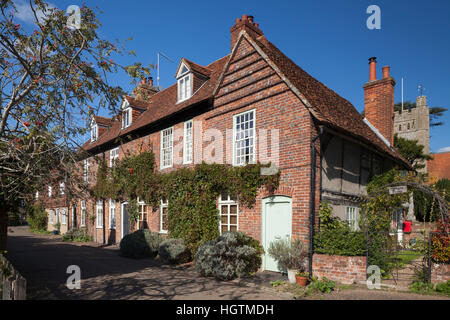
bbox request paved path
[6,226,448,300]
[6,226,289,300]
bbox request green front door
[262,196,292,272]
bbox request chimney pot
[235,17,240,24]
[382,66,390,79]
[242,14,248,21]
[369,57,377,81]
[254,22,259,28]
[248,15,254,23]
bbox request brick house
[38,15,409,272]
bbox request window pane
[230,215,237,224]
[230,225,237,232]
[230,205,237,214]
[221,205,228,214]
[221,215,228,224]
[221,225,228,233]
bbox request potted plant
[295,271,309,287]
[268,238,308,284]
[53,221,60,235]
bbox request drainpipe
[308,126,324,276]
[102,152,106,245]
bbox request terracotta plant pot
[295,275,308,287]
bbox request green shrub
[314,228,366,256]
[314,202,366,257]
[268,238,308,271]
[306,276,335,294]
[435,280,450,296]
[120,229,165,259]
[409,281,434,294]
[62,229,92,242]
[26,204,48,231]
[158,238,191,264]
[194,231,264,280]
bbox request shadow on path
[6,226,287,300]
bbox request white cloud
[437,146,450,153]
[12,0,56,25]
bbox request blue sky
[15,0,450,153]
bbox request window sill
[96,226,103,229]
[160,230,168,234]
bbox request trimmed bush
[158,238,191,264]
[194,231,264,280]
[120,229,165,259]
[314,228,366,256]
[62,228,92,242]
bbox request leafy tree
[394,101,448,127]
[394,134,432,170]
[0,0,151,250]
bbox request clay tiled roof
[93,115,112,127]
[81,55,230,152]
[183,58,212,77]
[253,35,410,168]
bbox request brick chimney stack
[230,14,263,50]
[363,57,396,146]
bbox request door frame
[261,196,293,271]
[120,201,129,240]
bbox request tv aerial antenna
[157,51,174,89]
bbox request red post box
[403,220,412,234]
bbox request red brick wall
[60,34,320,247]
[363,78,395,145]
[312,253,367,284]
[431,262,450,284]
[427,152,450,182]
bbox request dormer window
[121,99,132,129]
[178,74,191,102]
[91,123,98,142]
[176,62,192,102]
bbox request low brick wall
[312,254,367,284]
[430,262,450,284]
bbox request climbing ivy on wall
[93,151,280,253]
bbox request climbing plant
[93,150,280,253]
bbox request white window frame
[177,73,192,102]
[160,199,168,234]
[109,199,116,230]
[233,109,256,166]
[83,158,90,183]
[96,200,103,229]
[218,194,239,234]
[49,209,54,224]
[110,147,119,167]
[59,182,65,195]
[137,200,148,230]
[61,208,67,225]
[91,124,98,142]
[183,120,193,164]
[160,127,174,169]
[55,208,60,224]
[346,206,357,231]
[122,107,132,129]
[48,186,53,198]
[35,191,39,200]
[81,200,86,227]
